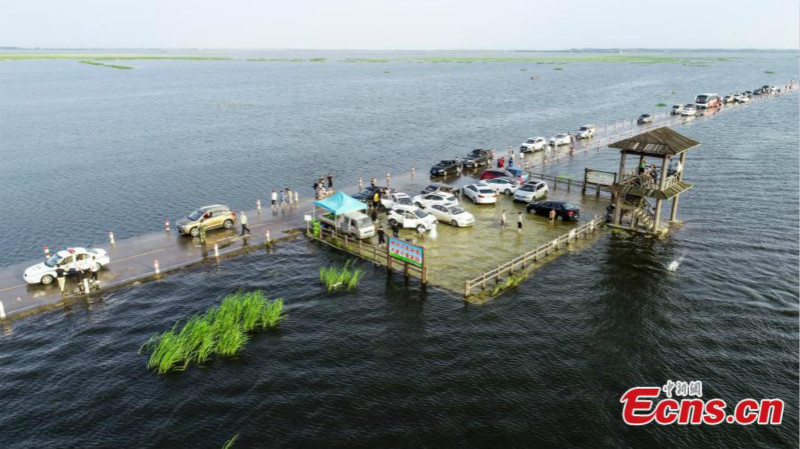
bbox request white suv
[520,137,547,152]
[513,180,549,202]
[386,205,438,232]
[576,125,596,139]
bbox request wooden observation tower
[608,127,700,237]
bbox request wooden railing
[308,225,427,283]
[463,215,604,297]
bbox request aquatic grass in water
[140,290,285,374]
[222,434,239,449]
[320,260,363,292]
[656,102,667,107]
[79,60,133,70]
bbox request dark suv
[463,149,492,168]
[430,159,463,177]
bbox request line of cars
[519,125,596,153]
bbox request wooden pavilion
[608,127,700,237]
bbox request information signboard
[388,237,424,268]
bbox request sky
[1,0,797,50]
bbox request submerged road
[0,88,795,321]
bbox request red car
[480,169,514,181]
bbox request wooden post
[465,281,470,297]
[582,168,588,194]
[613,151,626,226]
[653,155,670,233]
[482,273,487,289]
[403,261,409,279]
[422,266,427,284]
[670,152,687,222]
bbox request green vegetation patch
[764,70,776,74]
[140,291,284,374]
[79,60,133,70]
[553,67,563,71]
[320,260,363,292]
[0,53,231,61]
[656,102,667,107]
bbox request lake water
[0,50,797,448]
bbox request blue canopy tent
[313,191,367,216]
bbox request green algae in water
[765,70,776,74]
[140,291,285,374]
[320,260,363,292]
[656,102,667,107]
[79,60,133,69]
[554,67,563,71]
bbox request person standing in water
[501,210,507,229]
[271,190,278,210]
[327,172,333,188]
[517,211,523,234]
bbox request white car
[549,134,571,146]
[722,95,734,104]
[681,104,697,116]
[735,94,750,103]
[513,180,549,202]
[520,137,547,152]
[425,204,475,227]
[381,192,413,209]
[386,205,438,232]
[477,177,521,195]
[462,184,498,204]
[412,192,459,208]
[670,104,684,115]
[23,247,110,285]
[576,125,596,139]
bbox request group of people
[271,187,298,208]
[313,173,334,200]
[56,254,99,293]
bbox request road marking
[0,283,26,293]
[108,248,165,264]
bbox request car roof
[55,247,88,258]
[199,204,229,211]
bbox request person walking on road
[327,172,333,188]
[358,175,364,192]
[240,212,251,236]
[517,211,523,234]
[386,171,391,186]
[90,260,100,289]
[286,188,293,206]
[198,220,207,244]
[56,265,66,293]
[279,189,286,208]
[271,190,278,209]
[371,176,377,188]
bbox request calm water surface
[0,51,797,448]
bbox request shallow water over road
[0,51,797,447]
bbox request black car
[430,159,463,177]
[463,149,492,168]
[352,186,395,203]
[526,201,581,221]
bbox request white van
[319,211,375,239]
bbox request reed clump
[140,291,284,374]
[319,260,363,291]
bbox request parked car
[420,183,459,195]
[462,184,498,204]
[176,205,235,237]
[722,95,734,104]
[381,192,413,209]
[480,168,514,181]
[504,166,530,183]
[576,125,596,139]
[695,93,721,109]
[549,133,571,146]
[477,177,521,195]
[352,186,394,203]
[24,247,110,285]
[424,204,475,227]
[681,104,697,116]
[520,137,547,152]
[430,159,463,177]
[319,211,375,239]
[386,205,437,232]
[670,104,684,115]
[412,192,459,208]
[637,114,653,124]
[526,201,581,221]
[735,94,750,103]
[744,90,753,98]
[513,180,549,202]
[463,149,492,168]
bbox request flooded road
[0,51,797,448]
